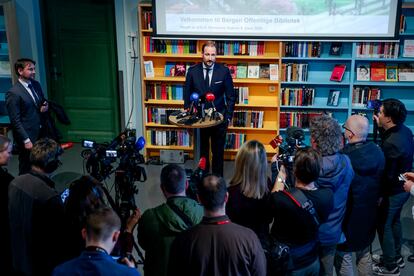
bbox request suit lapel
[16,82,38,107]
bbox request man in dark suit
[184,41,235,176]
[6,58,48,174]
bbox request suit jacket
[184,63,235,122]
[6,79,46,144]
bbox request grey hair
[310,115,343,156]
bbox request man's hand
[373,114,379,125]
[403,172,414,181]
[272,165,287,193]
[120,256,136,268]
[125,208,141,233]
[24,141,33,150]
[404,180,414,193]
[40,101,48,113]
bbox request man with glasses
[334,115,385,275]
[371,99,414,275]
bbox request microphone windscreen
[135,136,146,151]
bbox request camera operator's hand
[373,114,379,125]
[404,172,414,181]
[271,153,278,164]
[120,256,136,268]
[272,165,287,193]
[125,208,141,233]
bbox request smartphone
[398,174,407,182]
[61,188,70,203]
[82,139,95,148]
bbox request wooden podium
[169,111,224,160]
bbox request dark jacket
[380,124,414,196]
[226,182,273,241]
[317,153,354,245]
[137,196,203,276]
[6,80,45,144]
[8,172,67,275]
[339,141,385,252]
[184,63,236,122]
[168,215,266,276]
[0,168,14,275]
[52,250,140,276]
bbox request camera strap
[282,188,320,227]
[167,201,193,229]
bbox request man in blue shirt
[52,207,140,276]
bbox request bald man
[334,115,385,276]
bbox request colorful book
[370,62,386,81]
[330,64,346,82]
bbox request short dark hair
[294,147,321,184]
[85,207,121,242]
[202,40,216,53]
[382,98,407,125]
[197,174,227,211]
[30,138,62,172]
[14,58,36,77]
[160,164,186,194]
[0,134,10,152]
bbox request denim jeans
[319,244,336,276]
[377,192,410,268]
[289,258,320,276]
[334,246,372,276]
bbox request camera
[81,129,147,221]
[277,126,307,188]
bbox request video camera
[275,126,307,188]
[81,129,147,223]
[185,157,207,201]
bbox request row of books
[280,88,315,106]
[145,83,184,100]
[356,63,414,82]
[145,108,179,125]
[231,110,264,128]
[164,62,194,77]
[143,37,197,54]
[215,41,266,56]
[280,112,323,128]
[227,63,278,80]
[355,42,400,59]
[281,63,309,82]
[352,87,381,107]
[146,130,191,147]
[225,133,247,150]
[142,11,152,30]
[234,86,249,104]
[283,42,322,58]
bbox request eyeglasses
[342,124,355,136]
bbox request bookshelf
[139,2,414,160]
[0,1,19,134]
[138,3,280,161]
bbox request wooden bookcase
[139,1,414,160]
[138,3,280,161]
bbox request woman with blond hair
[226,140,272,241]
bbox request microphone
[135,136,146,151]
[205,93,221,121]
[189,92,199,115]
[198,157,206,171]
[269,135,283,149]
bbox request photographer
[310,115,354,276]
[270,147,333,275]
[138,164,203,276]
[9,138,67,276]
[52,207,140,276]
[372,99,414,275]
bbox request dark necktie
[28,83,40,106]
[204,68,211,90]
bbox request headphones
[30,138,63,173]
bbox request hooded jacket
[317,153,354,245]
[137,196,203,276]
[339,141,385,252]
